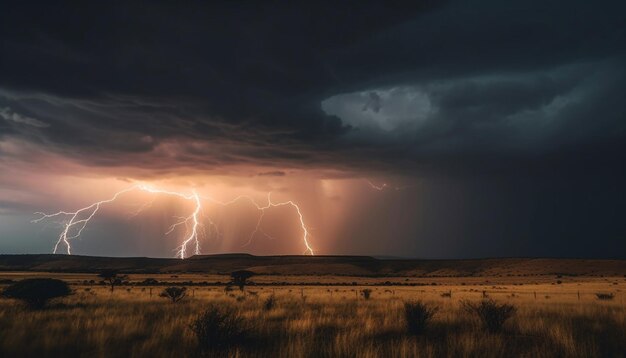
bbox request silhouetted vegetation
[231,270,255,291]
[596,292,615,300]
[189,306,247,351]
[263,295,276,311]
[462,299,516,333]
[98,270,127,292]
[1,278,71,309]
[159,287,187,303]
[361,288,372,300]
[404,301,438,334]
[141,278,159,285]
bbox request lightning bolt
[136,185,203,259]
[250,193,314,255]
[32,184,315,258]
[366,179,414,191]
[203,193,315,255]
[32,186,139,256]
[366,179,388,191]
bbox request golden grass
[0,275,624,357]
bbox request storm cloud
[0,1,625,258]
[0,0,623,174]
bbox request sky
[0,1,625,258]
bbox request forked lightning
[32,184,314,258]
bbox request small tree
[231,270,254,291]
[461,299,516,333]
[160,287,187,303]
[404,301,438,334]
[98,270,127,292]
[2,278,72,309]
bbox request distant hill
[0,254,625,277]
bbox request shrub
[142,278,159,285]
[189,306,247,351]
[361,288,372,300]
[461,299,516,333]
[2,278,72,309]
[596,293,615,300]
[159,287,187,303]
[404,301,438,334]
[264,295,276,311]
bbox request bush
[361,288,372,300]
[461,299,516,333]
[404,301,438,334]
[264,295,276,311]
[189,306,247,351]
[596,293,615,300]
[159,287,187,303]
[2,278,72,309]
[142,278,159,285]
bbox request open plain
[0,255,624,357]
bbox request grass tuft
[404,300,438,335]
[461,299,516,333]
[189,305,248,351]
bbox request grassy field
[0,273,624,357]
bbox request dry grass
[0,275,624,357]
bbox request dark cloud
[0,0,624,177]
[257,171,287,177]
[0,1,625,257]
